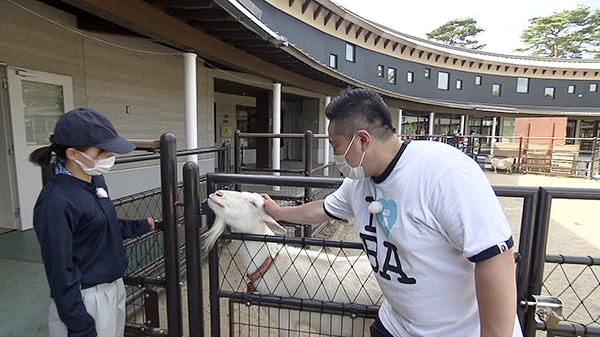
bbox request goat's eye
[249,201,257,208]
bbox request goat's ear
[262,216,286,236]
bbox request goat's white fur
[488,155,515,174]
[203,190,382,337]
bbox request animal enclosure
[115,134,600,337]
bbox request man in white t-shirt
[262,87,522,336]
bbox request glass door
[7,67,73,230]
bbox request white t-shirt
[324,140,521,337]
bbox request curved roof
[271,0,600,79]
[335,1,600,69]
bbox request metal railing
[106,132,600,337]
[399,134,600,179]
[182,172,600,337]
[108,136,230,337]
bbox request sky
[333,0,600,56]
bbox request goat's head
[203,190,286,251]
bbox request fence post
[304,130,313,203]
[160,133,183,337]
[223,140,231,173]
[515,191,538,329]
[517,137,523,173]
[234,131,241,191]
[205,178,222,337]
[234,130,241,174]
[523,187,552,337]
[589,137,597,179]
[183,161,203,337]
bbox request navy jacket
[34,174,150,337]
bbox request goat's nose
[215,191,224,197]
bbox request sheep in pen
[203,190,383,337]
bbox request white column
[324,96,331,176]
[491,117,498,155]
[272,83,281,190]
[460,115,466,135]
[184,53,198,163]
[397,108,403,135]
[428,112,435,137]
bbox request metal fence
[107,134,230,336]
[401,134,600,179]
[116,133,598,337]
[189,173,600,337]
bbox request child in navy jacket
[30,108,155,337]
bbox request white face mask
[75,151,115,176]
[333,134,366,180]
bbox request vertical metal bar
[183,162,203,337]
[234,130,241,174]
[144,288,160,328]
[160,133,183,337]
[224,140,231,173]
[234,131,241,191]
[517,137,523,173]
[304,130,313,202]
[206,176,221,337]
[303,223,312,238]
[589,137,597,179]
[515,193,537,329]
[523,187,552,337]
[228,300,235,337]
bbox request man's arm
[262,194,333,224]
[475,248,518,337]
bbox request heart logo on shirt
[375,198,397,237]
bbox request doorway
[4,66,73,230]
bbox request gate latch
[522,295,563,329]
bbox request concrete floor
[0,229,48,337]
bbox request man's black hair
[325,86,396,140]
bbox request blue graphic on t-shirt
[375,198,397,237]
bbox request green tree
[426,18,486,50]
[516,6,600,58]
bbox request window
[456,79,463,90]
[545,87,555,99]
[388,67,397,84]
[22,81,64,145]
[591,83,598,92]
[424,68,431,79]
[407,71,414,83]
[517,77,529,93]
[475,75,482,86]
[568,85,575,94]
[377,65,384,77]
[492,84,502,97]
[437,72,449,90]
[329,54,338,69]
[345,43,355,62]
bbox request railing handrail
[115,144,227,165]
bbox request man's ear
[356,129,371,151]
[65,148,78,161]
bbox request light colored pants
[48,278,126,337]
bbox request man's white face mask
[333,134,366,180]
[75,151,115,176]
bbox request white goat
[203,190,382,337]
[488,155,515,174]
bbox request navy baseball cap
[50,108,135,154]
